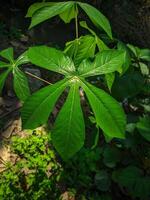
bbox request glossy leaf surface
[52,83,85,160]
[22,79,68,129]
[28,46,75,76]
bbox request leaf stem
[25,71,52,85]
[75,3,79,39]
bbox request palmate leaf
[0,47,30,100]
[22,79,68,129]
[65,35,96,67]
[27,1,112,39]
[29,2,75,29]
[21,46,127,160]
[52,82,85,160]
[28,46,75,76]
[13,67,30,101]
[80,21,109,51]
[78,50,125,77]
[80,80,126,138]
[78,2,112,39]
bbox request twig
[25,71,52,85]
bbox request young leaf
[65,35,96,67]
[78,2,112,39]
[0,69,11,94]
[80,21,109,51]
[139,49,150,62]
[80,80,126,138]
[13,67,30,101]
[64,39,79,60]
[52,82,85,160]
[21,79,68,129]
[29,2,75,29]
[26,2,56,17]
[78,50,125,77]
[0,47,14,63]
[28,46,75,76]
[15,51,29,67]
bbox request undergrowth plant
[0,1,149,160]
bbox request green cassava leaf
[80,21,109,51]
[105,73,115,91]
[117,41,131,74]
[0,47,14,63]
[0,61,11,68]
[78,2,112,39]
[0,48,30,99]
[127,44,140,57]
[65,35,96,67]
[64,39,79,60]
[59,2,77,23]
[127,44,150,62]
[136,116,150,142]
[26,2,56,17]
[78,50,125,77]
[52,82,85,160]
[13,67,30,101]
[15,51,29,67]
[139,49,150,62]
[139,62,149,75]
[80,80,126,138]
[21,79,68,129]
[0,69,11,94]
[29,2,75,29]
[28,46,75,76]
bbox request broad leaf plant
[0,1,128,160]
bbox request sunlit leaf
[80,80,126,138]
[28,46,75,76]
[22,79,68,129]
[52,82,85,160]
[78,2,112,39]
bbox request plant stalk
[25,71,52,85]
[75,3,79,39]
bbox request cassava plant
[0,1,128,160]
